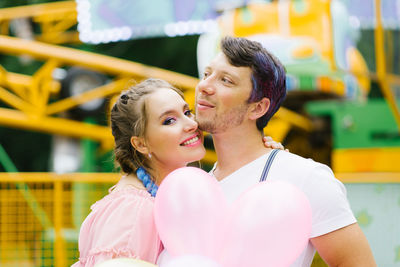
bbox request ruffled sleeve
[72,188,162,267]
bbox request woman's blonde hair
[110,78,184,175]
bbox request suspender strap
[259,149,280,182]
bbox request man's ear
[130,136,149,155]
[248,97,270,121]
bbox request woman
[72,78,283,266]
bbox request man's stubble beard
[195,103,249,134]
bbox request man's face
[195,53,253,133]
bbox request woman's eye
[163,117,176,125]
[184,109,192,116]
[203,72,210,79]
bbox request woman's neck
[150,161,186,186]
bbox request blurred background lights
[349,16,361,29]
[76,0,221,43]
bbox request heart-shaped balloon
[154,167,312,267]
[161,254,221,267]
[218,180,312,267]
[95,258,157,267]
[154,167,228,260]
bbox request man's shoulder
[273,151,334,178]
[275,151,318,168]
[238,150,325,175]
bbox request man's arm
[311,223,376,267]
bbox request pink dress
[71,186,162,267]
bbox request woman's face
[144,88,205,173]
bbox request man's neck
[211,123,272,181]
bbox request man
[195,36,376,266]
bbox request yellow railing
[1,171,399,267]
[0,172,119,267]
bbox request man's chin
[196,120,215,133]
[195,114,215,130]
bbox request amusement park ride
[0,0,399,266]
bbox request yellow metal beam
[336,172,400,183]
[46,78,130,116]
[0,107,114,149]
[0,1,76,20]
[0,172,119,183]
[53,180,66,267]
[274,107,314,132]
[0,1,78,44]
[0,86,35,113]
[264,118,292,142]
[202,149,218,166]
[332,147,400,173]
[0,35,199,92]
[31,59,60,114]
[2,71,60,99]
[0,36,205,147]
[374,0,400,130]
[36,31,80,44]
[325,1,337,71]
[0,171,399,185]
[388,73,400,86]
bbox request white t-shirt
[216,150,357,267]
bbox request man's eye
[163,117,176,125]
[222,77,231,84]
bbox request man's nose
[197,77,215,95]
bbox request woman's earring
[148,153,152,159]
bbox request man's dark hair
[221,36,287,130]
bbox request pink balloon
[218,180,312,267]
[95,258,157,267]
[161,254,221,267]
[154,167,228,259]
